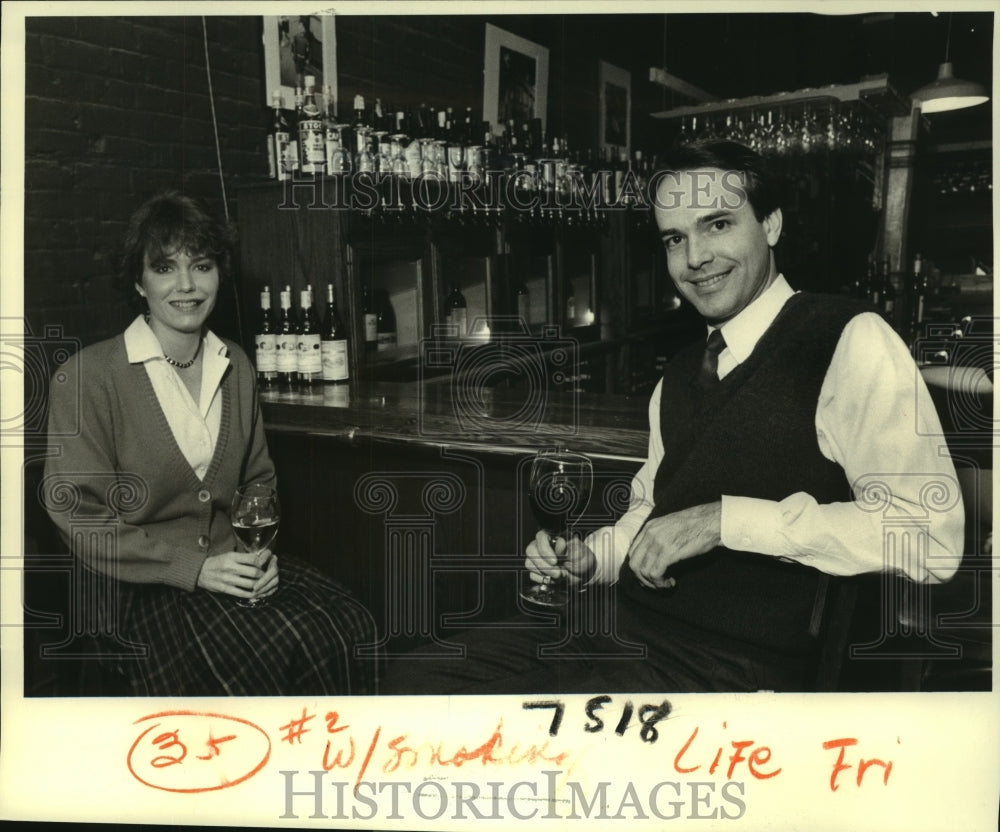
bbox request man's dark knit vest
[617,293,872,656]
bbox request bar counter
[258,379,654,642]
[260,380,653,463]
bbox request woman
[43,190,378,696]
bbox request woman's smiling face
[136,247,219,339]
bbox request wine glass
[520,449,594,607]
[231,483,280,608]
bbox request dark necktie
[696,328,727,390]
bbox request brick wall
[25,15,267,349]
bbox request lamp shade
[912,61,989,113]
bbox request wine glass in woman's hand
[520,450,593,607]
[231,483,280,608]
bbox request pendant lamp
[912,14,989,113]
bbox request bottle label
[275,132,293,180]
[297,333,322,373]
[377,331,398,351]
[364,313,378,342]
[256,333,277,372]
[446,308,468,337]
[321,340,350,381]
[300,119,325,170]
[277,335,299,372]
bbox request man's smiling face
[654,168,782,325]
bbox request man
[386,140,965,694]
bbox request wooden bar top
[260,381,652,463]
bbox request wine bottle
[445,285,468,337]
[362,284,378,354]
[255,286,278,385]
[320,282,349,383]
[299,75,325,175]
[296,285,322,384]
[276,285,298,386]
[375,288,398,352]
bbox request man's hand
[197,550,273,598]
[627,502,722,589]
[525,530,596,587]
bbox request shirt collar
[712,274,796,365]
[124,314,229,366]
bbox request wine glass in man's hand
[231,483,280,608]
[520,450,593,607]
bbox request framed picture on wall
[483,23,549,136]
[599,60,631,157]
[262,14,338,111]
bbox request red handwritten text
[822,738,894,792]
[128,711,270,793]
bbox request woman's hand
[525,530,596,587]
[197,550,273,598]
[251,553,280,600]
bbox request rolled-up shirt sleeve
[584,381,663,585]
[721,312,965,583]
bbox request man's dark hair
[657,140,781,221]
[118,190,235,306]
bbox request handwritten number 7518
[524,697,672,743]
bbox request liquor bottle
[255,286,278,385]
[266,93,278,179]
[320,282,349,383]
[352,94,368,151]
[269,91,293,181]
[853,254,871,299]
[299,76,325,175]
[869,255,882,309]
[515,282,530,326]
[362,284,378,354]
[911,252,926,330]
[375,288,398,352]
[296,285,322,384]
[290,86,304,173]
[880,257,896,324]
[445,285,468,337]
[356,133,375,174]
[276,285,298,386]
[565,280,576,326]
[323,84,341,174]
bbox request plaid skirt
[99,557,379,696]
